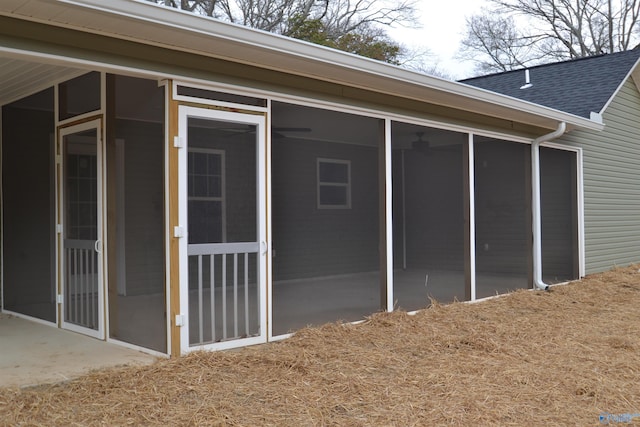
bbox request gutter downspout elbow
[532,122,567,291]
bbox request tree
[459,0,640,74]
[149,0,419,65]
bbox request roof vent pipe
[532,122,567,291]
[520,69,533,89]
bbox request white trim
[177,106,267,354]
[161,79,172,355]
[384,118,394,312]
[100,71,109,339]
[577,148,586,277]
[266,98,274,342]
[468,133,476,301]
[269,331,293,342]
[58,118,105,340]
[316,158,351,209]
[54,82,60,326]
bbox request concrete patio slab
[0,314,157,388]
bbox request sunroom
[0,0,600,357]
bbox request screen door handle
[95,239,102,254]
[260,241,267,255]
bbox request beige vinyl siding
[559,79,640,273]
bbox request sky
[386,0,488,79]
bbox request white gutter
[531,122,567,291]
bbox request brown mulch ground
[2,266,640,426]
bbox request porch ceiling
[0,57,83,105]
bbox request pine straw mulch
[2,267,640,426]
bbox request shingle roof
[460,49,640,119]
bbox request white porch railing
[187,242,259,346]
[64,239,99,330]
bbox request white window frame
[317,158,351,209]
[187,147,227,243]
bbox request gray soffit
[461,49,640,119]
[0,0,603,131]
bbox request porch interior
[1,59,580,359]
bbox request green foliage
[286,15,402,64]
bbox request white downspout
[532,122,567,291]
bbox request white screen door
[59,119,104,339]
[178,106,267,352]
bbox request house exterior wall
[558,79,640,274]
[272,138,379,281]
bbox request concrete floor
[0,313,157,388]
[0,268,531,385]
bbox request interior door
[178,106,267,352]
[59,119,104,339]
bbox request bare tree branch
[459,0,640,74]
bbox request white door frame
[58,118,105,339]
[177,106,267,353]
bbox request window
[317,158,351,209]
[188,149,226,243]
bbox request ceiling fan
[271,127,311,139]
[411,131,432,155]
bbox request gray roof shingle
[460,49,640,119]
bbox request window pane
[319,161,348,183]
[319,185,348,206]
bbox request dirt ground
[2,266,640,426]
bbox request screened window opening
[271,101,383,335]
[59,72,101,121]
[474,137,531,298]
[2,88,56,322]
[391,122,468,310]
[317,158,351,209]
[540,147,579,283]
[106,74,167,353]
[176,85,267,108]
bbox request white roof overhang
[0,0,603,132]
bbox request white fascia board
[9,0,602,132]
